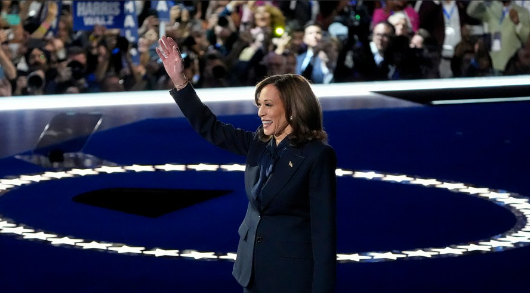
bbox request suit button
[256,236,263,243]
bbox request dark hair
[374,20,396,35]
[67,46,86,57]
[303,20,322,31]
[217,15,229,28]
[254,74,327,146]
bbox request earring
[290,116,293,121]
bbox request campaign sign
[122,1,140,65]
[73,1,125,30]
[152,1,175,22]
[122,1,138,43]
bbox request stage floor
[1,79,530,292]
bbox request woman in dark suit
[157,36,337,293]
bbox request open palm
[156,36,187,87]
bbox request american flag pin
[289,161,293,167]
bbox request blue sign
[152,1,175,22]
[72,1,125,30]
[122,1,140,65]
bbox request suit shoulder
[303,140,335,156]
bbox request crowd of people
[1,0,530,97]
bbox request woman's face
[254,6,271,28]
[257,84,292,138]
[393,18,409,36]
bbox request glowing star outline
[22,232,58,240]
[369,252,407,260]
[435,183,467,190]
[180,250,218,259]
[496,197,529,205]
[337,253,372,262]
[478,191,510,199]
[0,164,530,263]
[108,245,145,254]
[220,164,246,171]
[0,227,35,235]
[402,250,439,258]
[0,183,14,191]
[48,237,84,245]
[459,187,491,194]
[124,165,156,172]
[42,171,74,179]
[218,253,237,260]
[383,175,414,182]
[510,203,530,210]
[497,236,530,243]
[76,241,113,250]
[335,169,353,177]
[19,175,51,182]
[429,247,466,255]
[409,179,441,186]
[353,171,384,179]
[187,164,219,171]
[143,249,180,257]
[0,179,30,186]
[0,221,16,228]
[478,240,514,248]
[456,244,492,252]
[67,169,99,176]
[94,166,126,174]
[512,231,530,237]
[154,164,186,171]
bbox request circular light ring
[0,164,529,263]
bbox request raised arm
[156,36,255,156]
[466,1,487,22]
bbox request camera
[67,60,85,80]
[27,71,45,90]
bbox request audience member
[388,11,412,38]
[0,0,528,97]
[467,1,530,73]
[295,22,333,84]
[372,1,419,32]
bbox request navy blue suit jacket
[171,84,337,293]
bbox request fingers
[155,47,166,60]
[166,36,180,53]
[158,37,169,55]
[158,36,184,59]
[158,36,181,56]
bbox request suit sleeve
[466,1,487,21]
[170,84,254,157]
[515,7,530,43]
[309,144,337,293]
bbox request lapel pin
[289,161,293,168]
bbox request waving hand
[156,36,188,89]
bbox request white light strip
[0,163,528,263]
[2,76,528,111]
[432,96,530,105]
